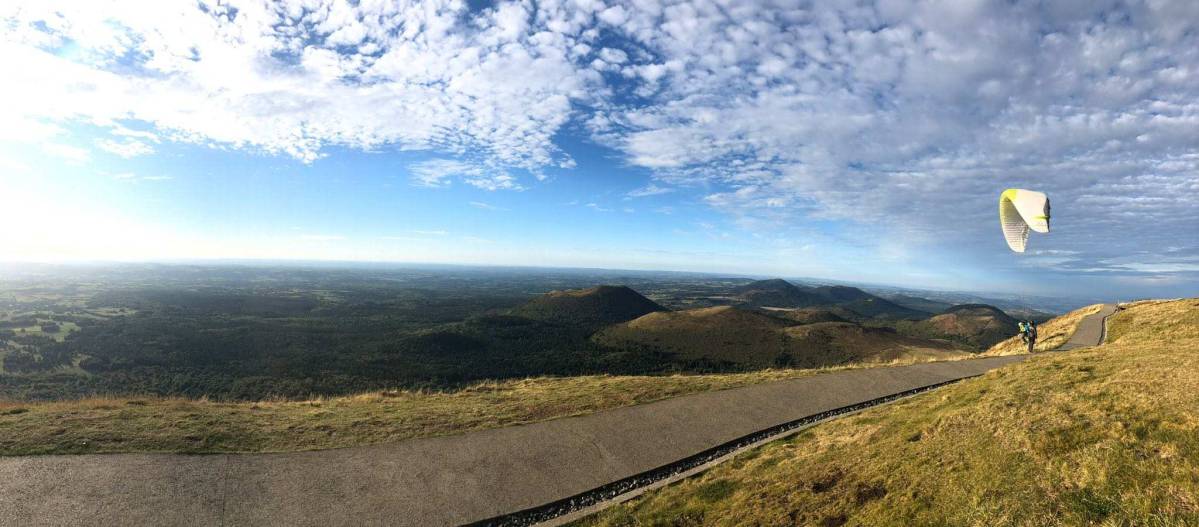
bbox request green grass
[575,299,1199,526]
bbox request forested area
[0,266,719,400]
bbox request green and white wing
[999,189,1051,253]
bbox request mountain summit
[512,285,667,330]
[734,280,928,319]
[733,279,826,308]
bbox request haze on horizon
[1,0,1197,300]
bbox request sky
[1,0,1197,300]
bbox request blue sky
[1,0,1198,300]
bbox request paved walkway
[0,357,1025,527]
[1057,303,1118,351]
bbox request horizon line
[0,257,1087,303]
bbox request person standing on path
[1018,320,1036,353]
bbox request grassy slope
[0,361,951,456]
[577,299,1199,526]
[921,305,1017,349]
[985,303,1104,355]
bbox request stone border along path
[494,377,980,527]
[1,357,1025,527]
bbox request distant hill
[883,294,955,314]
[837,295,930,320]
[732,279,826,308]
[1003,307,1057,323]
[732,280,929,320]
[511,285,667,330]
[593,306,967,370]
[909,304,1019,349]
[807,285,930,319]
[731,278,796,294]
[812,285,875,303]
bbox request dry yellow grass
[0,354,967,456]
[577,298,1199,526]
[984,303,1104,355]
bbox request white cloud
[96,138,154,158]
[597,6,627,26]
[469,201,506,211]
[40,143,89,163]
[627,183,674,198]
[0,155,30,173]
[112,172,172,182]
[409,159,523,190]
[464,173,522,191]
[0,0,598,168]
[410,160,480,188]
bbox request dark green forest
[0,266,746,400]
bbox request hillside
[733,280,929,319]
[918,304,1018,349]
[837,295,929,320]
[578,299,1199,526]
[768,307,853,325]
[732,279,825,308]
[0,358,973,456]
[883,294,955,314]
[784,322,969,365]
[811,285,875,303]
[593,306,968,369]
[592,306,795,369]
[986,303,1104,355]
[511,285,667,330]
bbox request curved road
[0,308,1113,527]
[1057,303,1118,351]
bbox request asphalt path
[1057,303,1118,351]
[1,356,1034,527]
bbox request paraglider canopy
[999,189,1050,253]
